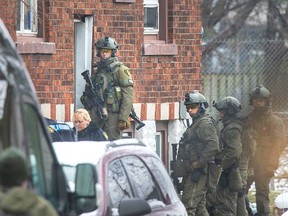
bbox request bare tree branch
[203,0,262,56]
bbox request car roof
[52,138,151,166]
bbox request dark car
[0,18,99,215]
[53,139,188,216]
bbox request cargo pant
[213,186,238,216]
[237,154,250,216]
[213,168,242,216]
[206,163,222,214]
[90,107,122,141]
[181,172,209,216]
[254,167,271,216]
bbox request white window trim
[155,132,162,158]
[17,0,38,34]
[144,0,159,34]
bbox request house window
[17,0,38,34]
[143,0,168,42]
[144,0,159,35]
[142,0,179,56]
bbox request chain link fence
[202,39,288,191]
[202,39,288,115]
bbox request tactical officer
[212,96,243,215]
[248,85,285,216]
[0,147,58,216]
[81,36,134,140]
[72,108,108,141]
[236,105,256,216]
[177,91,219,216]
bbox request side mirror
[118,198,151,216]
[74,163,99,214]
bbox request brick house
[1,0,202,167]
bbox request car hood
[52,141,110,165]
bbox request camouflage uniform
[237,108,257,216]
[81,37,134,140]
[248,85,285,216]
[0,188,58,216]
[0,147,58,216]
[212,97,243,216]
[178,113,219,216]
[250,109,284,215]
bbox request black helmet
[213,96,242,116]
[184,90,208,110]
[249,84,271,105]
[95,36,118,57]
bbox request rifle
[81,70,145,130]
[130,106,145,130]
[170,143,182,194]
[81,70,108,126]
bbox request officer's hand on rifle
[118,120,130,131]
[191,161,202,169]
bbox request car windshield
[52,141,109,165]
[52,141,109,191]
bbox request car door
[0,19,69,214]
[107,155,164,216]
[106,152,186,216]
[143,155,187,215]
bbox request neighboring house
[0,0,202,168]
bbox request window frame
[142,0,178,55]
[144,0,159,35]
[143,0,168,43]
[17,0,38,35]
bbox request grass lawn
[247,190,282,215]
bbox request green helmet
[95,36,118,57]
[184,90,208,110]
[249,84,271,105]
[213,96,242,116]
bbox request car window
[108,155,163,211]
[22,103,56,204]
[122,156,163,202]
[144,156,179,204]
[108,159,133,208]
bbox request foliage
[202,0,288,56]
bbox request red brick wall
[1,0,202,120]
[0,0,17,40]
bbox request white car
[53,139,187,216]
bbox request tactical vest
[178,116,216,161]
[216,119,243,167]
[91,60,125,112]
